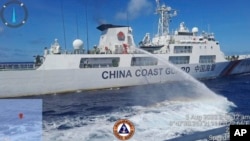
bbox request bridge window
[131,57,158,66]
[174,46,192,53]
[169,56,190,64]
[79,57,120,68]
[0,62,34,70]
[199,55,216,63]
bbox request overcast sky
[0,0,250,62]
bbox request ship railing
[0,62,35,71]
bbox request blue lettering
[103,68,175,79]
[141,69,147,76]
[135,68,165,77]
[181,67,190,73]
[102,70,132,79]
[109,71,116,78]
[165,68,175,74]
[126,70,132,78]
[148,69,153,76]
[102,71,109,79]
[135,69,140,77]
[153,68,158,75]
[119,70,126,78]
[159,68,163,75]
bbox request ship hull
[1,58,250,98]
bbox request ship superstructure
[140,0,228,65]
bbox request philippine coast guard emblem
[113,119,135,140]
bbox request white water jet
[43,47,236,141]
[132,46,234,103]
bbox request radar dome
[73,39,84,50]
[166,6,171,11]
[192,27,199,33]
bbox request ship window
[79,57,120,68]
[199,55,216,63]
[178,32,193,36]
[114,45,123,54]
[174,46,192,53]
[131,57,158,66]
[0,62,34,70]
[208,38,216,41]
[169,56,190,64]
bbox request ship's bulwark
[1,58,250,97]
[0,66,178,97]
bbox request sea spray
[43,48,236,141]
[43,85,234,141]
[132,46,235,104]
[128,47,235,140]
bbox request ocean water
[32,73,248,141]
[0,99,42,141]
[1,74,249,141]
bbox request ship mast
[155,0,177,36]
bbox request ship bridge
[96,24,136,54]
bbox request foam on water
[43,82,234,141]
[0,122,42,141]
[43,98,233,140]
[0,99,42,141]
[43,48,235,140]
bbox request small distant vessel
[0,0,250,98]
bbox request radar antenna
[155,0,177,36]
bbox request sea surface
[0,99,42,141]
[39,73,249,141]
[1,74,250,141]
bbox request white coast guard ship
[1,1,250,98]
[138,0,250,77]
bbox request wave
[43,81,235,141]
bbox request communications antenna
[155,0,177,36]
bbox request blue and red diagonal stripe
[220,60,241,76]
